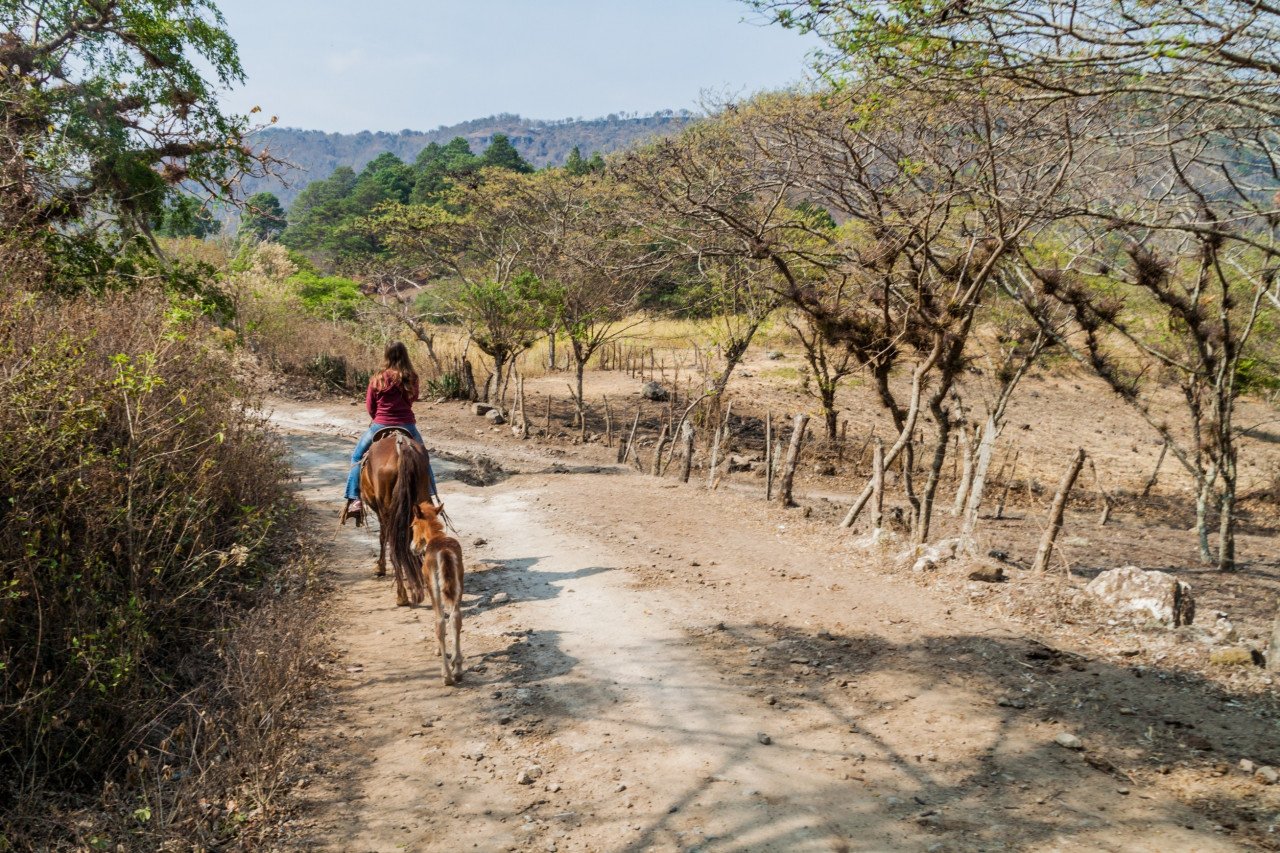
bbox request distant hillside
[245,112,695,208]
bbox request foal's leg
[428,553,452,685]
[450,591,463,681]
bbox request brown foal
[411,501,465,685]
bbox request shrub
[425,370,466,399]
[291,271,364,321]
[0,286,294,817]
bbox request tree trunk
[1032,448,1086,573]
[1195,478,1214,564]
[574,358,587,426]
[840,353,936,528]
[777,413,810,508]
[710,338,751,397]
[821,385,839,443]
[547,330,557,372]
[914,398,952,543]
[1217,461,1237,571]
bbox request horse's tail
[388,435,426,606]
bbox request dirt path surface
[271,398,1276,852]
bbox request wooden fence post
[707,424,722,489]
[777,413,810,507]
[870,438,885,531]
[516,375,529,440]
[1032,448,1087,573]
[764,412,773,500]
[680,422,695,483]
[1142,439,1169,498]
[996,449,1019,519]
[603,395,613,447]
[620,408,640,465]
[652,424,670,476]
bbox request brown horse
[411,501,465,685]
[359,430,431,607]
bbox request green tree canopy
[480,133,533,173]
[0,0,273,250]
[240,192,287,241]
[152,195,222,239]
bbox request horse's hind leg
[394,566,409,608]
[376,523,387,578]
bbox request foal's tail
[388,435,427,605]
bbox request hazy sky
[214,0,817,133]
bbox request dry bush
[227,243,382,391]
[0,284,315,847]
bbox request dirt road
[271,399,1274,852]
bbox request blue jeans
[345,423,436,500]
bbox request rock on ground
[640,381,669,401]
[1084,565,1195,626]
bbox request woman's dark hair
[375,341,418,394]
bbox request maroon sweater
[366,372,418,425]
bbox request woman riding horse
[343,342,437,522]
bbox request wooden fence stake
[603,395,613,447]
[1087,456,1113,526]
[764,412,773,500]
[1032,448,1087,573]
[707,423,722,489]
[870,438,885,531]
[545,395,552,432]
[619,408,640,465]
[1141,439,1169,498]
[516,375,529,439]
[995,449,1019,519]
[680,422,695,483]
[652,424,670,476]
[952,423,974,516]
[777,413,810,507]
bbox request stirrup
[341,500,365,527]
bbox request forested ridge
[243,111,693,207]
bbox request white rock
[1084,566,1195,626]
[1054,732,1084,750]
[490,592,511,604]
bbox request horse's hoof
[375,569,386,578]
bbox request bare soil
[267,382,1280,852]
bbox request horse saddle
[371,426,416,444]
